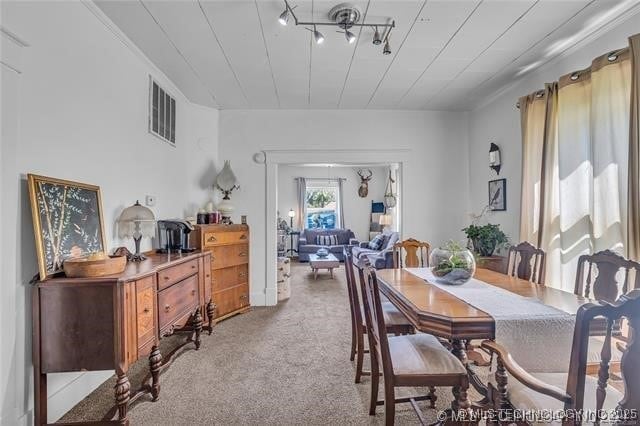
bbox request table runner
[405,268,575,373]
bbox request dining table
[374,267,594,409]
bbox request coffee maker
[156,220,195,253]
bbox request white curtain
[540,52,631,292]
[337,178,345,229]
[296,177,306,230]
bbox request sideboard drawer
[211,265,248,293]
[158,259,199,291]
[203,230,249,247]
[158,275,199,330]
[135,277,155,349]
[232,244,249,266]
[214,283,250,318]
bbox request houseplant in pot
[462,223,508,257]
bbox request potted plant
[462,223,508,257]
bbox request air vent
[149,77,176,145]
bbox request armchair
[481,290,640,424]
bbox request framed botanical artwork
[488,178,506,211]
[28,174,107,280]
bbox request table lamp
[215,160,239,223]
[379,214,393,231]
[117,201,156,261]
[288,209,295,228]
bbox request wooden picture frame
[28,174,107,280]
[488,178,506,211]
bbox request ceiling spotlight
[372,26,382,45]
[278,8,289,26]
[383,38,391,55]
[313,26,324,44]
[345,30,356,44]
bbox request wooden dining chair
[574,249,640,302]
[574,249,640,373]
[392,238,430,268]
[506,241,546,284]
[359,259,470,425]
[482,289,640,425]
[343,247,414,384]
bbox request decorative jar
[429,241,476,285]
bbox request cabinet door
[135,276,156,356]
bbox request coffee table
[308,253,340,280]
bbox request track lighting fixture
[372,26,382,45]
[277,1,394,55]
[383,37,391,55]
[307,25,325,44]
[278,8,289,26]
[345,29,356,44]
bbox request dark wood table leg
[206,299,216,335]
[115,371,131,424]
[451,338,489,404]
[193,307,203,350]
[149,345,162,401]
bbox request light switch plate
[145,195,156,207]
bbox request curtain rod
[515,47,628,109]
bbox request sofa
[350,230,400,269]
[298,228,355,262]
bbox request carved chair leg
[206,299,216,335]
[115,372,130,423]
[495,357,510,424]
[428,386,437,408]
[149,345,162,401]
[193,308,203,350]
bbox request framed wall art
[28,174,107,280]
[488,178,506,211]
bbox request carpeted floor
[61,261,485,425]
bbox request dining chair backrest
[565,289,640,419]
[359,259,394,379]
[506,241,546,285]
[392,238,430,268]
[574,250,640,303]
[344,247,364,331]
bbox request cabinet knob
[143,307,150,313]
[240,294,248,299]
[191,264,196,269]
[164,304,171,312]
[239,252,247,257]
[206,274,210,278]
[240,234,247,240]
[163,276,169,280]
[191,289,196,296]
[207,236,217,242]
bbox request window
[305,181,340,229]
[149,77,176,145]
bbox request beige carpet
[61,261,485,425]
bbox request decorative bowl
[316,248,329,258]
[63,253,127,278]
[429,242,476,285]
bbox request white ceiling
[95,0,640,111]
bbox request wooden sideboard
[32,251,214,426]
[193,224,250,322]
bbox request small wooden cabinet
[193,224,250,322]
[32,251,213,425]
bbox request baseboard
[250,288,277,307]
[47,370,114,423]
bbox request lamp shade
[288,209,296,218]
[117,201,156,239]
[379,214,393,226]
[216,160,238,191]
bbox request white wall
[277,165,389,241]
[219,110,470,304]
[0,1,218,424]
[468,14,640,242]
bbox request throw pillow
[368,234,386,250]
[316,235,338,246]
